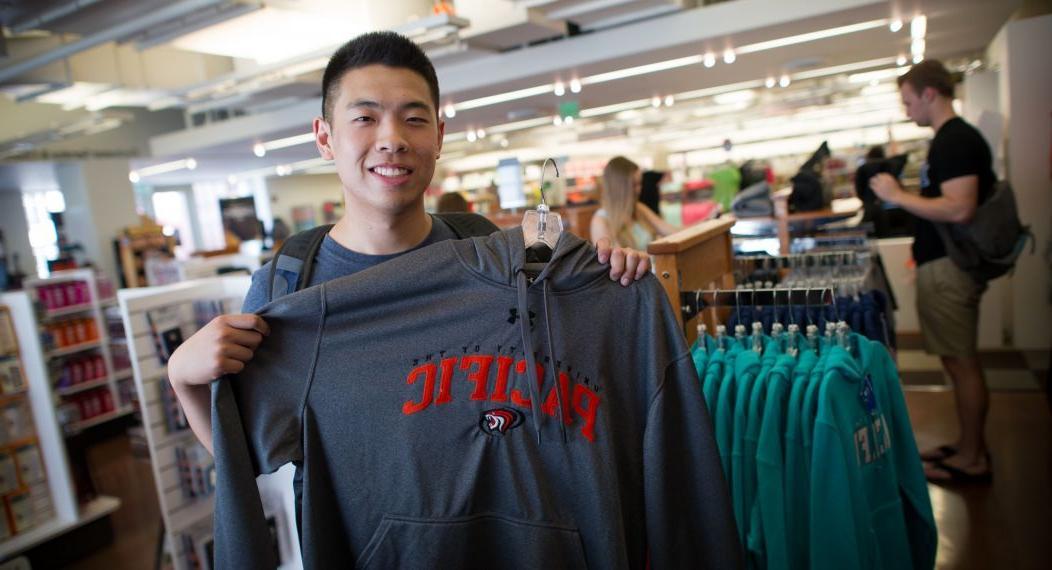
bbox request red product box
[101,390,114,413]
[70,359,83,385]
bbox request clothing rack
[680,287,837,323]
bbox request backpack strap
[267,224,334,302]
[434,212,499,238]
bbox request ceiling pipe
[9,0,106,34]
[0,0,225,84]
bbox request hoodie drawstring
[516,270,545,444]
[514,270,568,443]
[542,280,567,443]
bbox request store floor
[62,352,1051,570]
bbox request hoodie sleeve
[644,353,743,569]
[212,284,326,569]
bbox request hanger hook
[539,158,560,208]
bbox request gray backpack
[936,180,1033,283]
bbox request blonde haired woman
[591,156,677,249]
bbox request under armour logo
[507,308,536,328]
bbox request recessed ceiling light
[703,52,716,68]
[569,78,582,93]
[554,81,565,96]
[779,75,791,88]
[723,49,736,64]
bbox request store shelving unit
[22,269,135,437]
[117,277,300,570]
[0,293,121,561]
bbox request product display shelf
[0,293,121,561]
[23,269,132,435]
[117,277,301,570]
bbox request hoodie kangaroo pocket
[356,512,589,570]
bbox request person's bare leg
[926,355,990,478]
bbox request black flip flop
[920,444,957,462]
[927,456,993,485]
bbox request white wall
[265,173,343,231]
[1001,13,1052,349]
[55,160,140,283]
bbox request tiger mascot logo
[480,408,524,436]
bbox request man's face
[900,82,931,127]
[314,65,443,217]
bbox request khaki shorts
[916,257,987,358]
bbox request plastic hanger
[522,158,563,263]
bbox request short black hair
[321,31,440,122]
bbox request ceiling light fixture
[713,89,756,105]
[735,19,888,55]
[553,116,563,126]
[664,95,675,107]
[128,157,198,182]
[703,52,716,68]
[477,128,487,138]
[467,130,477,142]
[889,19,903,33]
[651,96,662,108]
[910,15,927,39]
[444,103,456,118]
[564,116,574,125]
[253,143,266,157]
[554,81,566,96]
[765,77,776,88]
[453,84,554,112]
[779,75,791,88]
[723,49,736,64]
[897,54,907,66]
[569,78,582,93]
[261,132,314,153]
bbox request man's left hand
[595,237,651,286]
[869,173,902,203]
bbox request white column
[1000,14,1052,349]
[54,160,140,284]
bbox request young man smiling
[168,32,652,454]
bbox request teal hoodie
[809,342,920,570]
[729,347,762,543]
[783,346,819,569]
[714,342,744,477]
[857,336,938,570]
[701,346,726,415]
[748,352,796,570]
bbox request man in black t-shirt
[870,60,995,485]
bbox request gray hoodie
[212,227,740,569]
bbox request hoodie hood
[450,226,610,292]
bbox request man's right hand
[168,314,270,388]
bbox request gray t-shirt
[242,216,458,312]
